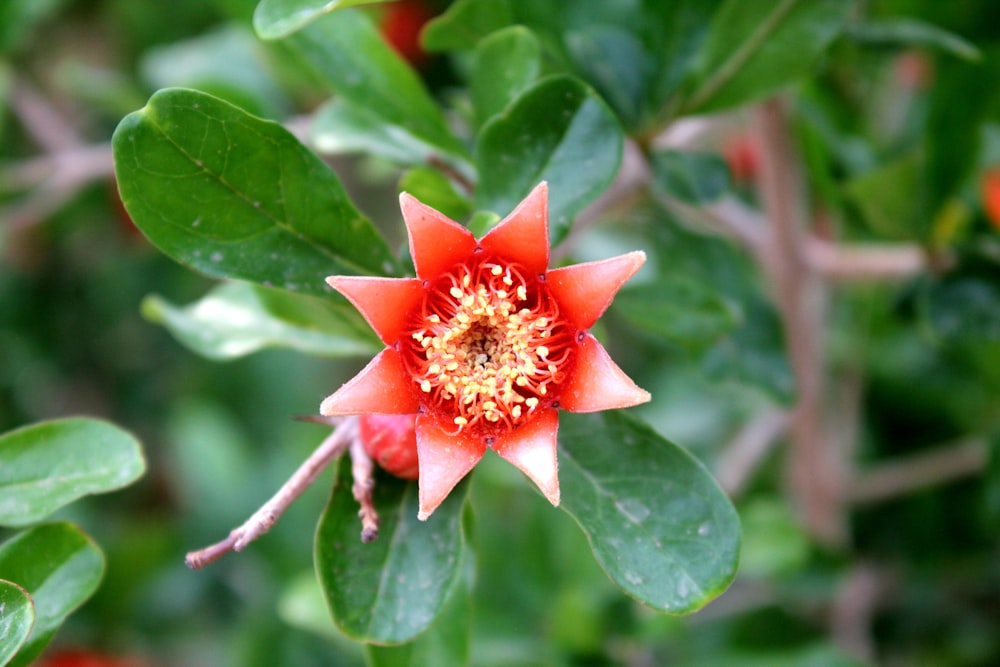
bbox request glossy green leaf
[0,579,33,667]
[471,26,541,127]
[848,17,980,61]
[315,460,468,644]
[558,411,740,614]
[924,275,1000,341]
[0,523,104,667]
[141,281,378,361]
[651,149,732,204]
[284,10,469,169]
[682,0,852,114]
[615,279,741,353]
[422,0,512,52]
[0,418,145,527]
[113,88,396,295]
[476,75,623,242]
[398,167,473,222]
[254,0,390,39]
[365,570,471,666]
[509,0,720,130]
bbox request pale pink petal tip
[493,408,561,507]
[547,251,646,330]
[399,192,477,279]
[479,182,550,273]
[415,417,487,520]
[561,334,651,413]
[319,349,419,416]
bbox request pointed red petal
[320,348,419,416]
[479,182,549,273]
[561,334,650,412]
[492,408,560,507]
[400,192,477,279]
[415,416,487,520]
[547,251,646,330]
[326,276,423,345]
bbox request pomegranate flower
[321,183,650,519]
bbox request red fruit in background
[37,649,145,667]
[379,0,433,67]
[360,413,420,479]
[981,167,1000,231]
[723,133,761,184]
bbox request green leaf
[924,53,1000,233]
[254,0,391,39]
[0,580,33,667]
[398,167,473,222]
[0,418,145,527]
[844,150,923,240]
[141,281,379,361]
[284,10,469,169]
[702,297,795,403]
[310,98,467,174]
[476,75,623,242]
[139,25,291,119]
[615,278,741,353]
[471,26,541,127]
[0,523,104,667]
[923,275,1000,342]
[651,149,732,204]
[0,0,67,53]
[558,411,740,614]
[113,88,396,295]
[365,569,472,666]
[422,0,513,52]
[847,17,980,62]
[682,0,852,114]
[315,460,468,644]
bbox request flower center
[404,260,573,434]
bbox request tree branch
[848,439,988,504]
[185,417,359,569]
[756,99,845,546]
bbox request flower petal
[492,408,560,507]
[326,276,423,345]
[479,182,549,273]
[400,192,477,279]
[561,334,650,412]
[547,251,646,330]
[320,348,419,416]
[415,416,487,520]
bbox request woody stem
[185,416,359,569]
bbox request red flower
[321,183,650,519]
[982,167,1000,231]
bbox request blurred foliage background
[2,0,1000,666]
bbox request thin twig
[185,416,358,569]
[716,408,790,497]
[806,239,932,281]
[9,75,81,153]
[756,99,845,546]
[350,439,380,542]
[830,561,889,663]
[848,439,988,504]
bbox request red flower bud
[981,167,1000,231]
[360,414,420,479]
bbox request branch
[756,99,845,546]
[848,439,988,505]
[185,417,359,569]
[716,408,790,497]
[9,75,81,153]
[805,239,934,281]
[349,438,381,542]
